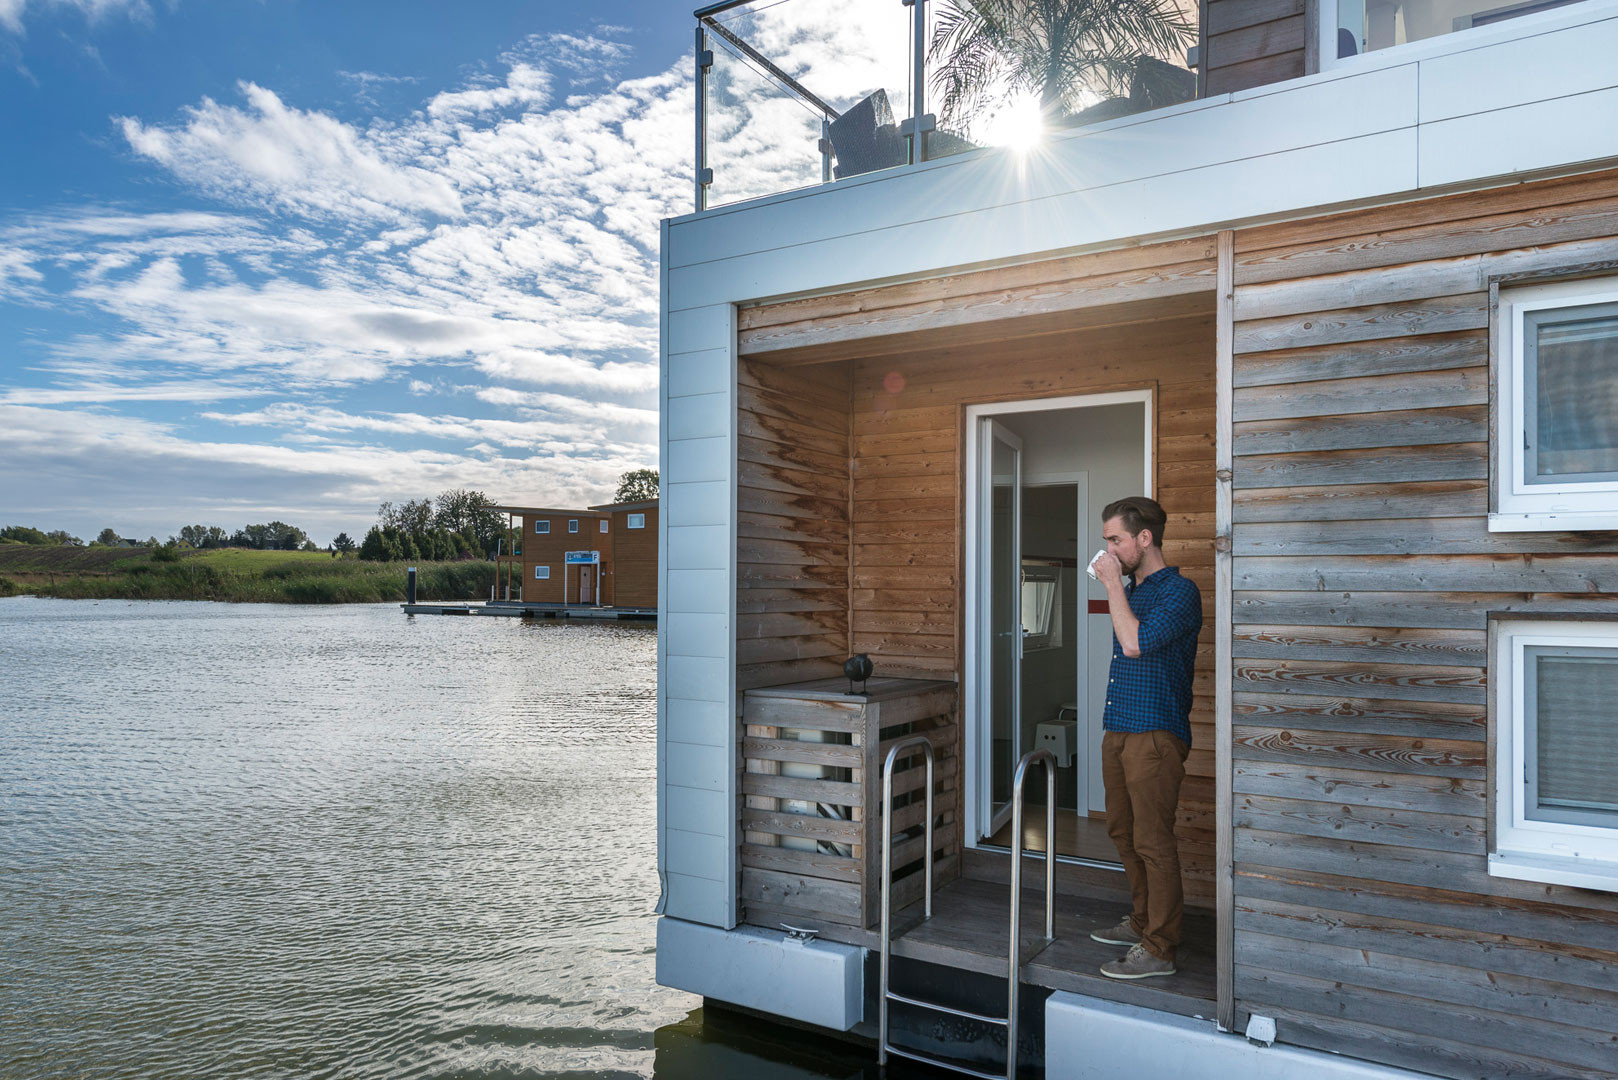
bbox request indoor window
[1492,276,1618,530]
[1020,564,1063,651]
[1332,0,1583,59]
[627,513,646,529]
[1491,619,1618,891]
[535,520,550,534]
[534,566,550,580]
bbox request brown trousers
[1102,729,1189,962]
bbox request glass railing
[692,0,1201,211]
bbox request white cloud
[120,82,465,222]
[0,0,148,34]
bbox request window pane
[1530,649,1618,826]
[1341,0,1579,55]
[1526,304,1618,485]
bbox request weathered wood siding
[1203,0,1307,95]
[736,359,853,691]
[1228,168,1618,1080]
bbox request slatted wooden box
[740,676,959,930]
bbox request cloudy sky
[0,0,918,544]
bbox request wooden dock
[401,601,655,621]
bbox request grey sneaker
[1089,919,1142,947]
[1101,943,1176,980]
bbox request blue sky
[0,0,708,544]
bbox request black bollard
[407,566,417,605]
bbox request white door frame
[963,389,1155,852]
[981,418,1023,839]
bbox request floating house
[654,1,1618,1077]
[491,500,658,609]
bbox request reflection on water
[0,599,902,1079]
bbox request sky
[0,0,915,545]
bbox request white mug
[1085,548,1108,581]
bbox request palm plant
[929,0,1197,133]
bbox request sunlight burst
[978,94,1045,151]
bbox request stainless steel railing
[878,745,1057,1080]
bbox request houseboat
[491,500,659,609]
[654,1,1618,1076]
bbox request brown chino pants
[1102,729,1189,962]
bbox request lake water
[0,599,895,1080]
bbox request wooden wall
[1203,0,1307,94]
[519,511,609,604]
[1227,168,1618,1080]
[736,359,853,692]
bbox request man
[1087,496,1202,980]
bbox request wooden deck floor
[890,876,1217,1021]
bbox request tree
[45,529,82,546]
[1,526,50,545]
[96,528,120,546]
[614,468,659,503]
[332,532,356,554]
[928,0,1196,133]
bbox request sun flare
[979,94,1045,151]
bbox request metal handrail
[692,0,933,211]
[1005,747,1057,1079]
[878,734,935,1068]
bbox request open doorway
[966,392,1152,863]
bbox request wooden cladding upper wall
[737,359,853,692]
[1204,0,1306,95]
[1227,167,1618,1080]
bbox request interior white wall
[656,5,1618,931]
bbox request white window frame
[534,565,550,580]
[1020,562,1063,652]
[627,513,646,529]
[534,519,550,535]
[600,519,610,533]
[568,519,579,533]
[1317,0,1607,72]
[1491,618,1618,891]
[1491,276,1618,532]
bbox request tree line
[356,489,505,562]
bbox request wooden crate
[740,676,960,930]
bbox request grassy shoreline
[0,546,495,604]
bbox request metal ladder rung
[884,1043,1009,1080]
[884,989,1008,1027]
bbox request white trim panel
[656,919,865,1032]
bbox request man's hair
[1102,496,1167,548]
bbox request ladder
[879,744,1057,1080]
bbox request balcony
[693,0,1202,210]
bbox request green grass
[0,545,494,604]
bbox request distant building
[490,499,658,609]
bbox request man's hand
[1093,551,1124,588]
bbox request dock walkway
[401,601,655,621]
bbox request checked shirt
[1101,565,1203,747]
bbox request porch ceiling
[737,237,1218,367]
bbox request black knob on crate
[843,653,874,695]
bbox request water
[0,599,895,1080]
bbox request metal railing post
[694,25,713,212]
[879,735,935,1068]
[906,0,929,163]
[1007,748,1057,1080]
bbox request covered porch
[731,236,1225,1036]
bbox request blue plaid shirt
[1102,566,1202,747]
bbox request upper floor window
[568,519,579,533]
[1491,618,1618,891]
[534,520,550,535]
[600,520,610,534]
[1491,276,1618,531]
[627,513,646,529]
[1330,0,1584,61]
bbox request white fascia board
[1419,84,1618,190]
[1417,11,1618,122]
[667,127,1417,314]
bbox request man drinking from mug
[1086,496,1202,980]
